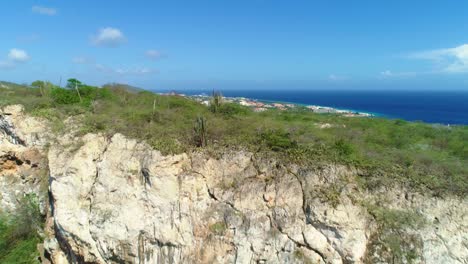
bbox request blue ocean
[167,90,468,125]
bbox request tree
[66,78,82,102]
[66,78,82,89]
[31,80,45,97]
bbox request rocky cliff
[1,105,467,264]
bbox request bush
[217,103,250,117]
[334,139,355,157]
[0,194,43,263]
[364,204,426,263]
[50,87,81,105]
[260,129,297,151]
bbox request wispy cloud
[17,33,40,43]
[328,74,347,81]
[409,44,468,73]
[380,70,393,77]
[8,49,30,63]
[73,54,153,75]
[95,64,157,75]
[0,61,15,70]
[72,56,94,64]
[379,70,418,78]
[115,67,156,75]
[145,50,165,60]
[32,6,57,16]
[92,27,126,47]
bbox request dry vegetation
[1,80,466,196]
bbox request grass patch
[208,222,227,235]
[364,203,426,263]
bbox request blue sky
[1,0,468,90]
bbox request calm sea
[159,90,468,125]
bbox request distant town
[158,91,373,117]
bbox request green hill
[102,83,146,93]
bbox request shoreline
[154,90,466,125]
[160,91,376,118]
[254,98,381,117]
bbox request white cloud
[0,49,30,70]
[92,27,126,47]
[145,50,162,60]
[8,49,30,63]
[409,44,468,73]
[32,6,57,16]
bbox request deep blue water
[158,89,468,125]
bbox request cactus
[210,91,223,113]
[193,116,207,147]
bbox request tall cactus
[210,91,223,113]
[193,116,207,147]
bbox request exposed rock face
[0,105,49,213]
[0,105,467,263]
[45,133,468,264]
[0,105,49,147]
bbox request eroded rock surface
[0,105,49,213]
[45,133,468,264]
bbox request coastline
[153,90,468,125]
[159,91,376,118]
[254,98,381,117]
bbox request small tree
[31,80,45,97]
[66,78,82,102]
[66,78,82,89]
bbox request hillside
[101,83,146,94]
[0,80,467,263]
[2,80,466,195]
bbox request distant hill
[102,83,146,93]
[0,80,147,93]
[0,81,29,90]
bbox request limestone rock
[45,132,468,263]
[0,105,49,212]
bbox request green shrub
[209,222,227,235]
[334,139,355,157]
[260,129,297,151]
[50,87,81,105]
[367,205,426,230]
[364,204,426,264]
[217,103,250,117]
[0,194,43,263]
